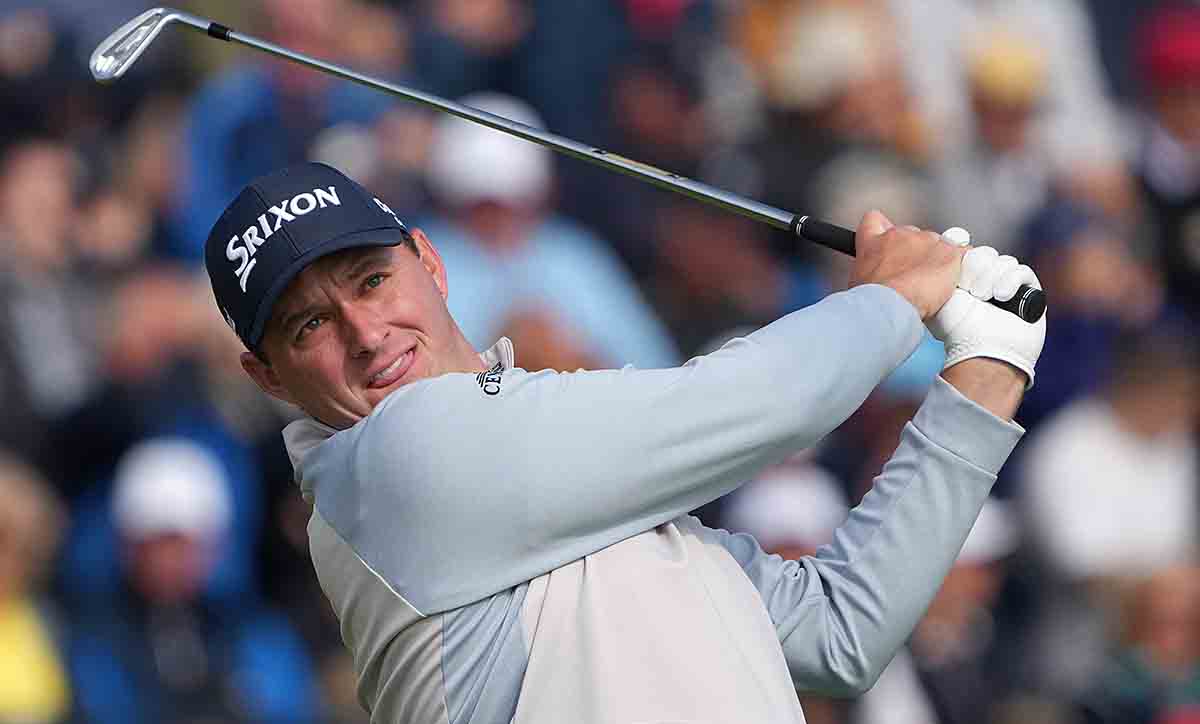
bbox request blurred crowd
[0,0,1198,722]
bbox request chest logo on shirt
[476,362,503,396]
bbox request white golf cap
[957,498,1020,565]
[427,92,552,208]
[723,461,849,551]
[112,438,232,542]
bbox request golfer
[205,162,1045,724]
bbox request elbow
[791,621,891,697]
[842,665,885,697]
[811,656,884,698]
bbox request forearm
[513,284,926,546]
[775,377,1023,694]
[941,358,1026,421]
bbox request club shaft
[193,22,801,234]
[152,12,1043,323]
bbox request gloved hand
[927,229,1047,388]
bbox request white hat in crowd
[723,461,850,552]
[112,438,232,543]
[767,6,885,111]
[957,498,1021,565]
[427,92,552,209]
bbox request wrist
[940,358,1026,421]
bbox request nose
[341,303,389,358]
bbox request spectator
[173,0,399,260]
[0,138,99,465]
[648,201,829,358]
[0,453,70,723]
[69,437,319,723]
[81,93,188,265]
[0,8,98,139]
[419,92,679,370]
[1019,326,1200,696]
[591,49,712,277]
[930,28,1054,251]
[1134,4,1200,321]
[887,0,1127,182]
[1079,566,1200,724]
[1022,327,1199,581]
[1015,200,1164,430]
[856,499,1023,724]
[722,3,930,230]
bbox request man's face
[242,230,478,428]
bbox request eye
[364,273,386,290]
[296,316,323,341]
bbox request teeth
[371,350,409,385]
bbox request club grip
[793,216,1046,323]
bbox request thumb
[856,210,894,243]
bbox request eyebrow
[279,302,321,338]
[340,248,393,284]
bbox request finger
[941,227,971,247]
[968,254,1019,300]
[857,210,894,241]
[959,245,999,293]
[995,264,1041,300]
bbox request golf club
[90,7,1045,323]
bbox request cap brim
[247,226,412,350]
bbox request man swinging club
[205,162,1044,723]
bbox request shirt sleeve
[317,284,924,613]
[705,376,1023,695]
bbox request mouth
[366,346,416,389]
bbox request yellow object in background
[0,598,70,721]
[968,29,1050,109]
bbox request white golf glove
[927,229,1047,388]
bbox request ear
[410,228,448,301]
[240,351,299,406]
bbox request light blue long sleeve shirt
[282,284,1024,723]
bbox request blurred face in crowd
[1154,85,1200,148]
[0,470,61,602]
[971,94,1037,154]
[929,561,1005,618]
[1034,229,1157,319]
[242,233,485,429]
[1129,566,1200,674]
[263,0,344,93]
[0,142,76,270]
[127,533,211,606]
[1118,367,1200,438]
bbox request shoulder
[330,368,557,480]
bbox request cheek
[280,343,350,396]
[386,275,450,334]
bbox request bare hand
[848,210,964,320]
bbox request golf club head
[90,7,181,83]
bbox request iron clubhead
[90,7,178,83]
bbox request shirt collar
[280,337,516,493]
[480,336,515,371]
